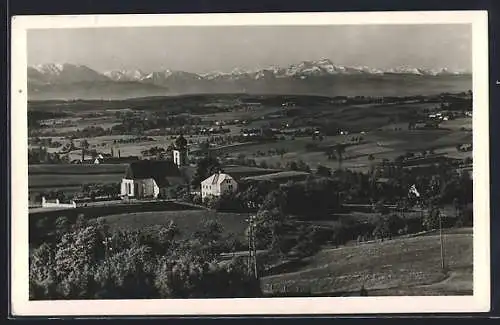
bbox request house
[121,160,184,199]
[201,172,238,200]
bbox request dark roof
[222,165,280,180]
[124,160,183,187]
[97,157,139,164]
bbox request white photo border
[10,11,490,316]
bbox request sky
[27,24,472,73]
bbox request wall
[121,179,135,197]
[173,149,188,167]
[30,200,201,219]
[41,197,77,209]
[220,178,238,196]
[201,181,215,200]
[136,178,158,198]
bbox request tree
[81,139,90,150]
[386,214,405,237]
[30,220,263,300]
[372,217,390,241]
[368,154,376,178]
[250,209,289,256]
[191,156,221,186]
[422,206,441,231]
[259,160,269,169]
[287,161,299,171]
[29,243,58,299]
[260,189,287,214]
[335,144,346,170]
[373,201,389,216]
[453,197,462,218]
[55,216,70,237]
[316,165,332,177]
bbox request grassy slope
[100,209,251,240]
[261,228,472,296]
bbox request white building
[201,172,238,200]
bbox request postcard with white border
[10,11,490,316]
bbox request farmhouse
[121,160,184,199]
[201,172,238,200]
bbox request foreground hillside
[262,228,473,296]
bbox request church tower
[173,134,188,167]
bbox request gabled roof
[201,173,235,186]
[124,160,183,187]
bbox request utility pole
[247,218,252,275]
[438,209,445,270]
[246,215,258,279]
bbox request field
[261,227,473,296]
[440,117,473,131]
[98,209,251,240]
[29,174,123,189]
[29,163,127,175]
[28,164,128,200]
[29,164,126,188]
[219,127,471,172]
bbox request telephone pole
[246,215,258,279]
[438,209,445,270]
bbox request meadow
[261,227,473,296]
[29,163,127,175]
[28,164,128,200]
[98,209,251,241]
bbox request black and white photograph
[11,11,490,315]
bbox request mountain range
[27,59,472,100]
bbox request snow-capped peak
[103,69,146,81]
[33,63,65,75]
[385,66,424,75]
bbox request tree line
[30,217,261,300]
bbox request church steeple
[173,134,188,167]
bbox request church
[120,135,189,199]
